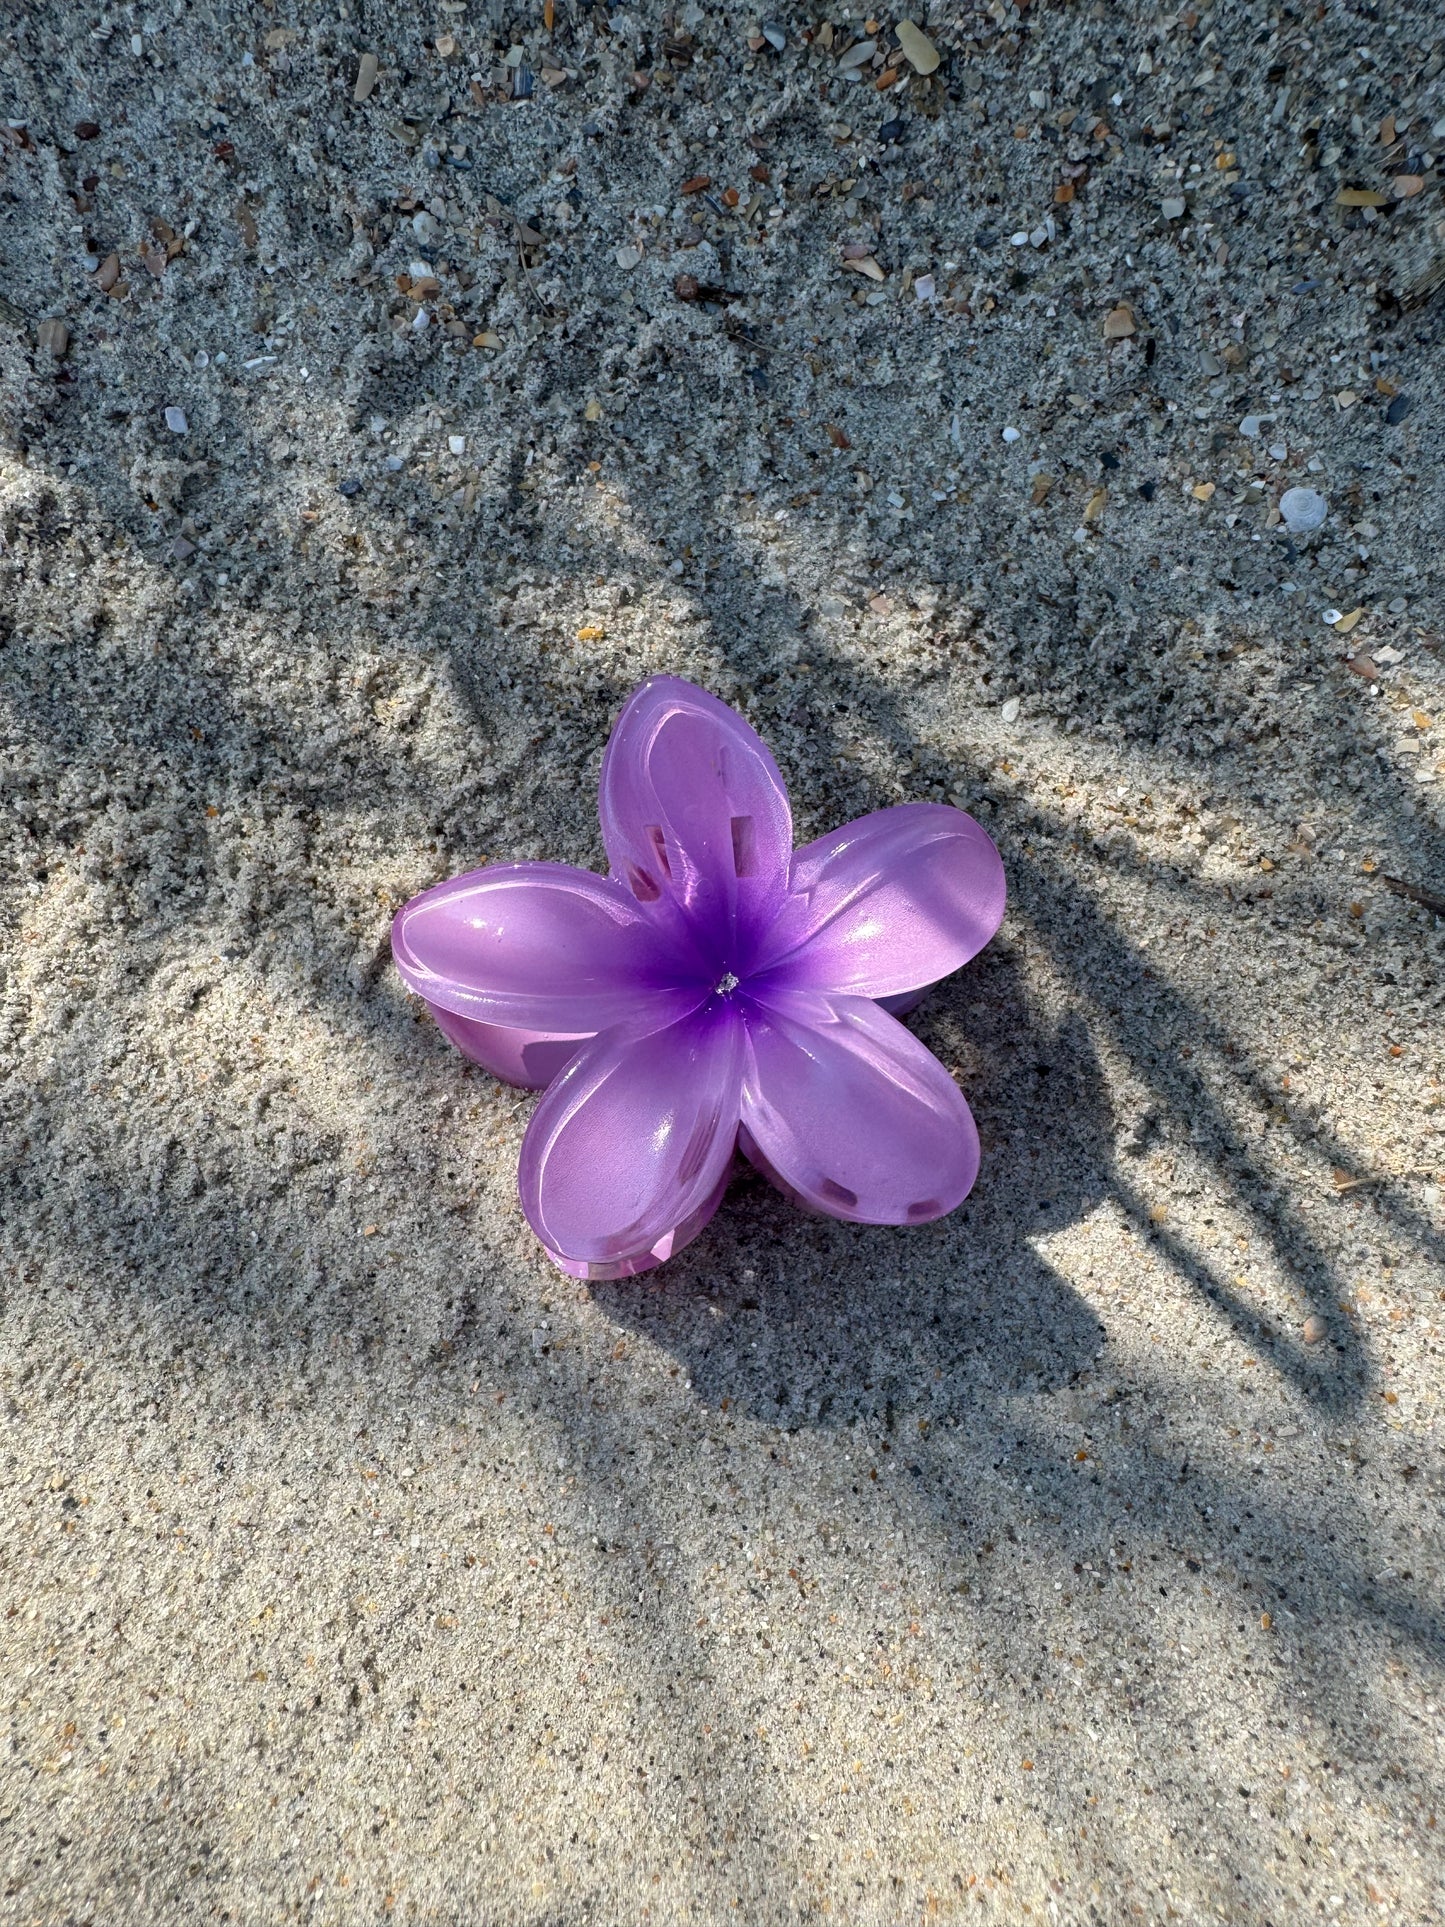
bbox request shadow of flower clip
[392,676,1006,1280]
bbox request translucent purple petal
[425,1006,591,1092]
[753,803,1005,1001]
[739,986,980,1224]
[599,676,793,965]
[518,1005,745,1274]
[392,861,697,1037]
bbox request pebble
[894,21,940,74]
[353,51,379,102]
[616,244,643,270]
[1303,1314,1327,1345]
[448,434,466,455]
[1000,697,1021,724]
[1160,196,1187,219]
[761,22,786,51]
[838,39,877,71]
[36,318,70,359]
[1239,414,1270,439]
[1279,487,1327,534]
[338,478,362,497]
[1385,394,1412,426]
[412,210,441,243]
[1268,441,1288,462]
[1002,426,1021,443]
[384,454,404,472]
[163,405,188,433]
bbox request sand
[2,0,1443,1921]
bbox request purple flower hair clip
[392,677,1005,1280]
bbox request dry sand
[2,1,1443,1921]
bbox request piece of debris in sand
[36,318,70,358]
[1280,486,1327,534]
[895,21,940,74]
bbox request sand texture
[2,1,1443,1921]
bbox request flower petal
[392,862,697,1037]
[739,987,979,1223]
[425,1007,591,1092]
[599,676,793,962]
[519,1004,745,1273]
[754,803,1005,1000]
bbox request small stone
[1000,697,1021,723]
[1280,487,1328,534]
[1391,175,1425,199]
[838,38,878,71]
[616,244,643,270]
[338,478,362,497]
[913,274,935,302]
[74,119,101,140]
[1268,442,1288,462]
[1002,425,1021,443]
[170,534,196,560]
[164,405,188,433]
[36,318,70,358]
[1160,195,1187,219]
[412,210,441,243]
[1303,1314,1327,1344]
[1239,413,1269,439]
[1385,393,1413,425]
[895,20,940,74]
[448,434,466,455]
[761,21,786,51]
[1009,230,1029,247]
[353,51,379,101]
[384,454,404,471]
[1103,304,1136,338]
[1322,609,1343,626]
[878,117,906,144]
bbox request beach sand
[2,2,1443,1920]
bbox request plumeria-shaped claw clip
[393,677,1006,1279]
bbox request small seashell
[1280,487,1328,535]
